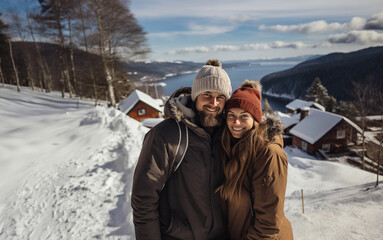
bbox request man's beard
[197,109,223,127]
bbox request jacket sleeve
[245,146,289,240]
[131,126,173,240]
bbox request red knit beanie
[225,80,262,123]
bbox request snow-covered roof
[289,108,362,145]
[141,118,165,128]
[277,111,300,129]
[286,99,325,112]
[118,90,163,114]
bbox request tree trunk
[27,11,51,93]
[63,58,73,98]
[377,117,383,187]
[42,57,52,93]
[0,58,5,87]
[95,2,116,107]
[37,71,43,91]
[377,149,381,187]
[90,66,98,104]
[78,0,96,101]
[54,0,73,98]
[67,15,78,97]
[361,118,366,169]
[26,63,35,90]
[8,40,20,92]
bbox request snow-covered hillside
[0,84,382,240]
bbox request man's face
[195,91,226,127]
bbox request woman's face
[226,108,257,139]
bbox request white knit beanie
[191,59,232,101]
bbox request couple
[131,59,293,240]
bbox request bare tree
[0,14,10,86]
[26,5,52,92]
[376,118,382,187]
[1,13,20,92]
[352,78,375,170]
[73,0,98,101]
[375,83,383,187]
[63,0,79,97]
[7,39,20,92]
[0,58,5,86]
[87,0,149,107]
[9,11,36,90]
[35,0,74,98]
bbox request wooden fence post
[301,189,305,214]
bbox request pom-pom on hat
[225,80,262,123]
[191,59,232,102]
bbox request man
[131,59,232,240]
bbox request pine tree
[305,77,330,106]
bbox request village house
[288,108,362,156]
[118,89,164,122]
[286,99,325,114]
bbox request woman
[217,80,293,240]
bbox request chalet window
[137,108,146,115]
[322,144,330,152]
[302,141,307,152]
[337,130,345,139]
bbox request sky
[0,0,382,62]
[1,84,382,239]
[130,0,383,61]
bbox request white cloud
[188,23,236,35]
[259,18,367,34]
[328,30,383,44]
[166,40,333,55]
[364,11,383,29]
[148,24,235,38]
[211,45,240,52]
[167,46,209,55]
[241,43,271,50]
[258,12,383,34]
[270,41,308,48]
[131,0,383,20]
[349,17,367,30]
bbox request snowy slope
[0,84,382,240]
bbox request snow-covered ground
[0,84,382,240]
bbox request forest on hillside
[261,46,383,102]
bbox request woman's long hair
[217,120,268,202]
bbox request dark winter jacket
[131,91,226,240]
[224,116,293,240]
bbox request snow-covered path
[0,84,382,240]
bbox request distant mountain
[122,61,202,82]
[261,46,383,101]
[122,60,249,83]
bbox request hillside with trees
[261,46,383,102]
[0,0,149,106]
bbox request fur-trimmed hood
[164,87,201,128]
[263,114,284,141]
[164,87,192,118]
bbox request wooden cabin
[289,108,362,155]
[118,90,164,122]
